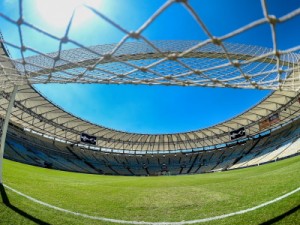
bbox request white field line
[3,184,300,225]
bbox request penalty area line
[3,184,300,225]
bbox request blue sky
[0,0,299,134]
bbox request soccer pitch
[1,156,299,225]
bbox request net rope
[0,0,300,91]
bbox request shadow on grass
[0,184,51,225]
[259,204,300,225]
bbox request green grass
[1,156,300,225]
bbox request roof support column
[0,85,18,184]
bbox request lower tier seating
[3,120,300,176]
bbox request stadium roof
[1,40,300,152]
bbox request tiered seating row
[3,121,300,176]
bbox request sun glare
[35,0,101,29]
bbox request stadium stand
[3,117,300,176]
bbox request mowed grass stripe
[1,156,300,224]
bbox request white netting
[0,0,300,90]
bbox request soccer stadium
[0,0,299,224]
